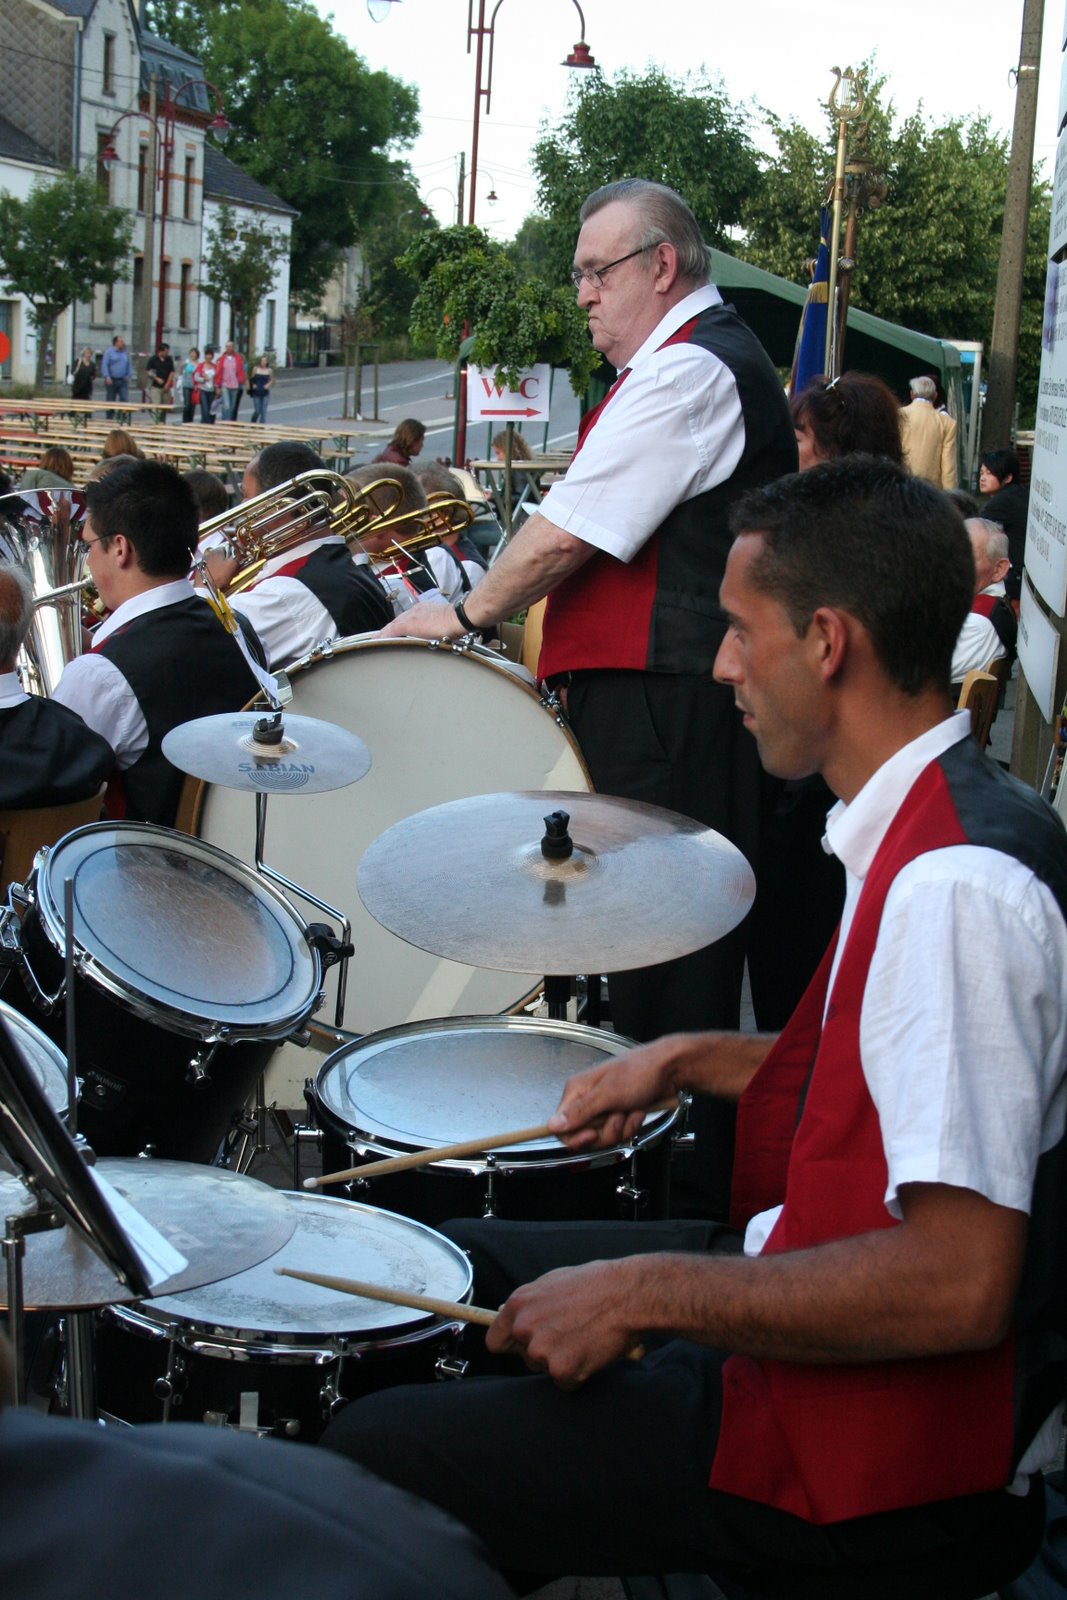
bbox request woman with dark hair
[373,418,426,468]
[791,371,904,469]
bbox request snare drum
[11,823,321,1162]
[95,1192,473,1440]
[0,998,72,1123]
[312,1016,679,1225]
[194,637,591,1036]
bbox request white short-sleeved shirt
[951,583,1009,683]
[542,285,745,563]
[230,535,348,668]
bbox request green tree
[201,201,289,354]
[143,0,419,303]
[397,226,600,395]
[531,66,761,283]
[0,170,133,386]
[742,75,1051,421]
[355,173,432,341]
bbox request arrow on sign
[479,406,541,418]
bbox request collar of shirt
[91,577,197,645]
[255,534,345,584]
[623,283,724,374]
[0,669,28,709]
[981,581,1007,597]
[823,712,972,882]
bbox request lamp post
[466,0,596,225]
[421,187,462,227]
[102,77,229,360]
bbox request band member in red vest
[322,459,1067,1594]
[52,458,267,827]
[380,179,795,1213]
[951,517,1017,688]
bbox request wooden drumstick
[276,1266,646,1361]
[303,1097,680,1191]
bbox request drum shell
[92,1193,473,1441]
[311,1016,678,1227]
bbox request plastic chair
[957,669,999,750]
[0,784,106,896]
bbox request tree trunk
[34,312,57,389]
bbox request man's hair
[0,563,34,665]
[909,375,937,402]
[247,441,325,495]
[791,372,903,465]
[579,179,710,284]
[416,462,463,500]
[183,468,229,522]
[945,488,980,519]
[966,517,1010,566]
[980,447,1020,485]
[85,458,198,578]
[729,456,974,696]
[348,462,427,520]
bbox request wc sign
[467,363,551,423]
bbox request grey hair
[965,517,1010,566]
[0,563,34,666]
[909,375,937,402]
[579,179,710,284]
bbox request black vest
[95,596,264,826]
[0,696,113,810]
[290,544,392,635]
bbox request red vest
[711,739,1067,1523]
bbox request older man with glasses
[382,178,796,1215]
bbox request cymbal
[162,711,371,795]
[0,1159,296,1312]
[358,791,755,974]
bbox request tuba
[0,489,92,697]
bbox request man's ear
[809,606,850,680]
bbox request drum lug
[434,1354,470,1381]
[186,1045,218,1087]
[481,1155,498,1218]
[153,1342,187,1420]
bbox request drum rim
[33,821,322,1042]
[313,1013,678,1168]
[0,996,73,1116]
[105,1192,474,1352]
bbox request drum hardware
[434,1353,470,1381]
[483,1155,497,1218]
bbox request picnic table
[468,453,573,532]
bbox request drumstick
[275,1266,646,1361]
[303,1097,679,1191]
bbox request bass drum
[193,637,591,1035]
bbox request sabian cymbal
[162,711,371,795]
[0,1160,296,1312]
[358,791,755,974]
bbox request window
[132,256,144,337]
[265,299,276,352]
[91,281,114,324]
[137,141,148,213]
[103,34,115,94]
[159,258,170,335]
[96,131,112,202]
[179,263,192,328]
[183,154,195,221]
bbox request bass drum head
[0,997,69,1120]
[195,639,591,1035]
[34,823,320,1040]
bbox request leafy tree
[355,172,432,340]
[397,226,600,395]
[143,0,419,303]
[741,74,1051,421]
[0,170,133,386]
[200,201,289,354]
[508,214,555,282]
[531,67,761,283]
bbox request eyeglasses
[570,245,651,291]
[82,534,112,550]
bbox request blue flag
[790,205,831,396]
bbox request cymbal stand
[3,1197,62,1407]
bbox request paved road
[260,358,582,465]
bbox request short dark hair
[980,447,1020,485]
[183,468,229,521]
[791,372,904,465]
[729,456,974,696]
[248,441,325,494]
[348,462,426,520]
[86,458,198,578]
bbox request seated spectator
[101,428,140,461]
[221,443,392,666]
[979,447,1029,601]
[372,418,425,468]
[0,564,113,810]
[17,448,76,491]
[951,517,1017,690]
[52,458,268,827]
[791,371,904,469]
[348,462,464,610]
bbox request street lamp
[421,187,462,226]
[466,0,596,225]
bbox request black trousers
[564,670,773,1217]
[320,1217,1043,1596]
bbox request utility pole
[138,72,158,394]
[985,0,1044,447]
[457,152,466,226]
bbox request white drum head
[196,639,591,1034]
[0,998,69,1119]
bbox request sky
[316,0,1066,241]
